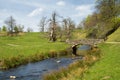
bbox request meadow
[0,32,69,69]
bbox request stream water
[0,45,91,80]
[0,57,82,80]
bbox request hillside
[81,43,120,80]
[72,29,87,40]
[107,27,120,42]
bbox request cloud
[56,1,66,6]
[28,8,43,17]
[76,4,93,11]
[74,4,94,17]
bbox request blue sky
[0,0,96,32]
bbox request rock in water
[10,76,16,79]
[56,60,61,63]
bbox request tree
[2,25,7,32]
[13,25,19,36]
[14,26,18,32]
[5,16,16,36]
[38,17,46,32]
[83,12,99,30]
[77,19,85,29]
[62,18,75,40]
[17,24,24,32]
[82,0,120,39]
[49,11,58,42]
[96,0,118,21]
[27,27,33,32]
[55,24,62,39]
[0,27,1,32]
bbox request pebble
[10,76,16,79]
[56,60,61,63]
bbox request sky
[0,0,96,32]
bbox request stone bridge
[66,39,104,46]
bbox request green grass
[107,27,120,42]
[0,32,69,69]
[0,32,69,59]
[81,43,120,80]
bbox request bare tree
[49,11,58,42]
[62,18,75,40]
[38,17,46,32]
[5,16,16,36]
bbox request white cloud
[76,5,93,11]
[74,4,94,17]
[28,8,43,17]
[56,1,66,6]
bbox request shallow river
[0,57,82,80]
[0,45,90,80]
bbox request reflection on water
[78,45,91,50]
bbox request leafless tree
[5,16,16,36]
[38,17,47,32]
[49,11,58,42]
[62,18,75,40]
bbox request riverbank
[80,43,120,80]
[43,47,101,80]
[57,43,120,80]
[0,32,70,69]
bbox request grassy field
[0,32,69,59]
[0,32,69,69]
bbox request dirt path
[105,42,120,44]
[7,44,20,46]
